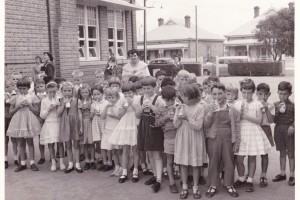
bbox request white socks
[122,168,128,176]
[5,156,8,161]
[21,161,26,165]
[133,168,138,175]
[30,160,35,165]
[247,177,253,183]
[51,159,56,171]
[239,176,245,182]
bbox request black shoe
[119,175,128,183]
[84,163,90,170]
[38,158,45,164]
[272,174,287,182]
[64,166,74,173]
[5,161,8,169]
[132,174,139,183]
[233,180,246,188]
[260,177,268,187]
[14,160,20,166]
[75,166,83,173]
[30,163,39,171]
[288,177,295,186]
[14,165,27,172]
[151,181,161,193]
[90,162,96,170]
[169,184,179,193]
[206,186,217,198]
[101,165,113,172]
[245,182,254,192]
[97,164,105,171]
[96,158,103,165]
[142,168,151,175]
[145,176,157,185]
[199,175,206,185]
[227,186,239,197]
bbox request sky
[135,0,293,38]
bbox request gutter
[46,0,52,53]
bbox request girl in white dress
[234,78,272,192]
[40,82,65,171]
[109,82,139,183]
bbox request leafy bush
[183,63,201,76]
[228,62,282,76]
[148,63,202,77]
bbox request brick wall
[98,6,110,61]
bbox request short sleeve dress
[174,103,206,167]
[80,99,93,145]
[39,96,61,144]
[234,100,272,156]
[59,97,82,142]
[7,94,41,138]
[91,99,109,142]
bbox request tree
[254,4,294,60]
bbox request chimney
[288,2,294,10]
[184,15,190,28]
[158,18,164,26]
[254,6,260,18]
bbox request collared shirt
[155,105,176,134]
[274,99,294,126]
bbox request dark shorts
[274,124,294,152]
[261,125,275,147]
[5,118,11,135]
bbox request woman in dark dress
[41,52,55,84]
[173,55,184,77]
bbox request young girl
[57,82,83,173]
[7,78,41,172]
[233,78,272,192]
[40,82,65,171]
[204,83,240,198]
[78,84,96,170]
[174,84,206,199]
[5,79,18,168]
[109,82,139,183]
[100,88,124,173]
[136,76,165,193]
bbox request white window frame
[107,10,127,59]
[77,4,100,61]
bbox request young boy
[256,83,275,187]
[94,69,105,85]
[155,85,178,193]
[155,70,167,95]
[272,81,294,186]
[72,69,84,95]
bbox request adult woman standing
[122,49,150,79]
[32,56,45,80]
[173,55,184,77]
[41,52,55,84]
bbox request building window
[107,10,126,58]
[77,4,100,61]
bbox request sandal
[260,177,268,187]
[193,189,201,199]
[227,186,239,197]
[180,189,188,199]
[174,170,180,180]
[206,186,216,198]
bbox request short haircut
[94,69,104,75]
[155,70,167,78]
[202,78,209,86]
[239,78,255,92]
[46,81,58,89]
[176,69,190,78]
[60,82,74,90]
[141,76,156,88]
[133,80,142,89]
[278,81,292,93]
[225,84,239,99]
[256,83,270,93]
[17,77,30,88]
[161,76,175,88]
[78,83,91,100]
[179,84,200,100]
[128,75,139,83]
[174,54,181,62]
[189,73,197,84]
[35,78,45,85]
[35,55,42,63]
[72,69,84,77]
[121,81,136,93]
[161,85,176,100]
[127,49,139,57]
[207,75,220,83]
[211,82,226,92]
[44,52,53,61]
[91,84,104,94]
[108,76,121,87]
[105,87,120,98]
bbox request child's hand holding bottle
[212,100,220,112]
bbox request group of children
[4,68,294,199]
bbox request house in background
[137,16,225,62]
[224,4,292,61]
[5,0,143,82]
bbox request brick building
[137,16,224,62]
[5,0,143,82]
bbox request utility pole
[144,0,147,62]
[195,5,198,63]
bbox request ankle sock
[5,156,8,161]
[133,168,138,175]
[122,168,128,176]
[247,177,253,183]
[21,161,26,165]
[193,186,198,193]
[75,162,80,168]
[30,160,35,165]
[280,170,286,176]
[239,176,245,182]
[14,155,18,160]
[51,159,56,165]
[60,158,64,164]
[68,162,74,168]
[182,183,188,190]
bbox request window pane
[88,26,96,38]
[79,26,84,38]
[79,41,85,58]
[87,6,97,26]
[116,11,124,28]
[77,4,84,24]
[79,48,85,58]
[108,28,114,40]
[89,48,97,57]
[117,29,123,40]
[89,41,97,47]
[107,10,114,28]
[117,42,124,56]
[117,48,124,56]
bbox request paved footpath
[6,76,295,200]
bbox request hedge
[228,62,282,76]
[148,63,201,77]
